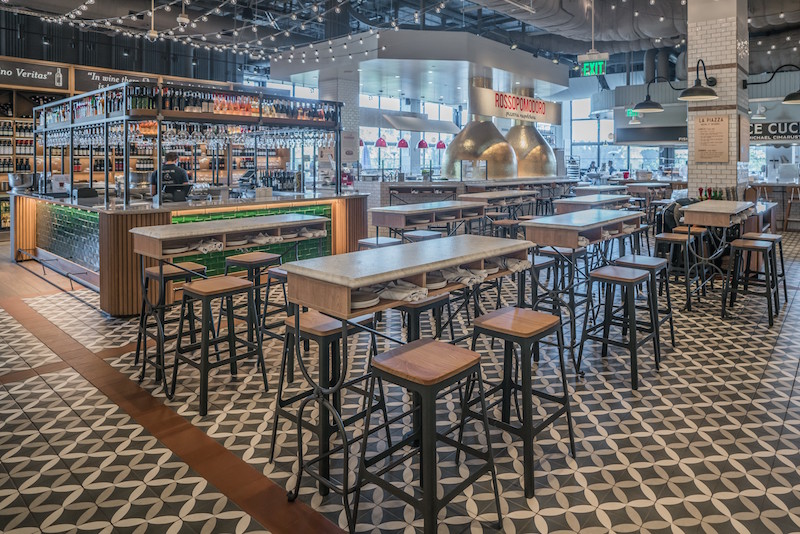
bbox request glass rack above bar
[34,81,342,132]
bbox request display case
[33,81,344,207]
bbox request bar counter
[11,191,368,316]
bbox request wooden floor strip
[0,296,345,534]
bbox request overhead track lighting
[678,59,718,101]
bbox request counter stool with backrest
[654,232,698,311]
[614,254,675,347]
[722,239,779,327]
[136,261,207,390]
[741,232,788,306]
[269,310,390,469]
[354,339,501,534]
[491,218,521,239]
[171,276,267,416]
[468,307,575,497]
[577,265,660,390]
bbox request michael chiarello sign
[468,86,562,125]
[750,122,800,142]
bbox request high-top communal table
[553,194,631,214]
[457,190,538,218]
[369,200,486,240]
[280,234,532,506]
[130,213,330,389]
[521,209,646,372]
[574,185,627,196]
[680,200,754,311]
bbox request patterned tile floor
[8,232,800,533]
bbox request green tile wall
[36,203,100,272]
[172,205,332,277]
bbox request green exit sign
[581,60,606,77]
[626,109,639,117]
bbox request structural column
[686,0,749,196]
[319,72,360,169]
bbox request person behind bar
[150,151,189,199]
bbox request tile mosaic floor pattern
[0,308,62,376]
[8,232,800,533]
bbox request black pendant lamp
[633,76,684,113]
[785,88,800,104]
[678,59,718,101]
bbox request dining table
[553,194,632,214]
[280,234,533,505]
[574,185,628,196]
[521,208,646,372]
[369,200,486,241]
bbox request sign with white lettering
[581,60,606,77]
[74,68,155,92]
[0,59,68,90]
[468,86,561,125]
[749,121,800,141]
[694,115,729,163]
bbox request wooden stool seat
[590,265,650,284]
[673,225,708,236]
[540,246,587,256]
[358,236,403,249]
[655,232,694,243]
[226,251,281,267]
[529,254,556,269]
[729,239,772,251]
[268,266,287,279]
[396,293,449,309]
[184,277,253,297]
[492,219,519,227]
[517,215,539,221]
[474,307,560,338]
[372,339,479,386]
[405,230,442,241]
[284,310,372,337]
[615,254,668,270]
[741,232,781,242]
[485,211,507,219]
[145,261,206,280]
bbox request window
[294,85,318,100]
[572,121,598,144]
[359,94,379,109]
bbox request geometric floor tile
[0,308,62,376]
[8,232,800,533]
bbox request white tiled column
[319,73,360,162]
[687,0,749,197]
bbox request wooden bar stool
[171,276,267,416]
[654,232,697,311]
[404,229,442,242]
[578,265,659,390]
[491,218,521,239]
[469,307,575,497]
[615,254,675,348]
[136,261,206,391]
[355,339,501,534]
[722,239,779,327]
[784,185,800,231]
[269,310,390,475]
[741,232,788,305]
[397,293,455,342]
[220,251,282,341]
[358,236,403,250]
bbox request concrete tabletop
[129,213,328,240]
[458,190,538,202]
[680,200,753,215]
[282,234,532,289]
[368,200,486,214]
[553,194,631,205]
[521,209,645,231]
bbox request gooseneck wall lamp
[678,59,719,101]
[633,76,686,113]
[742,64,800,105]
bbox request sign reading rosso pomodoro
[468,86,561,125]
[750,122,800,141]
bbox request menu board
[0,59,68,90]
[694,115,729,163]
